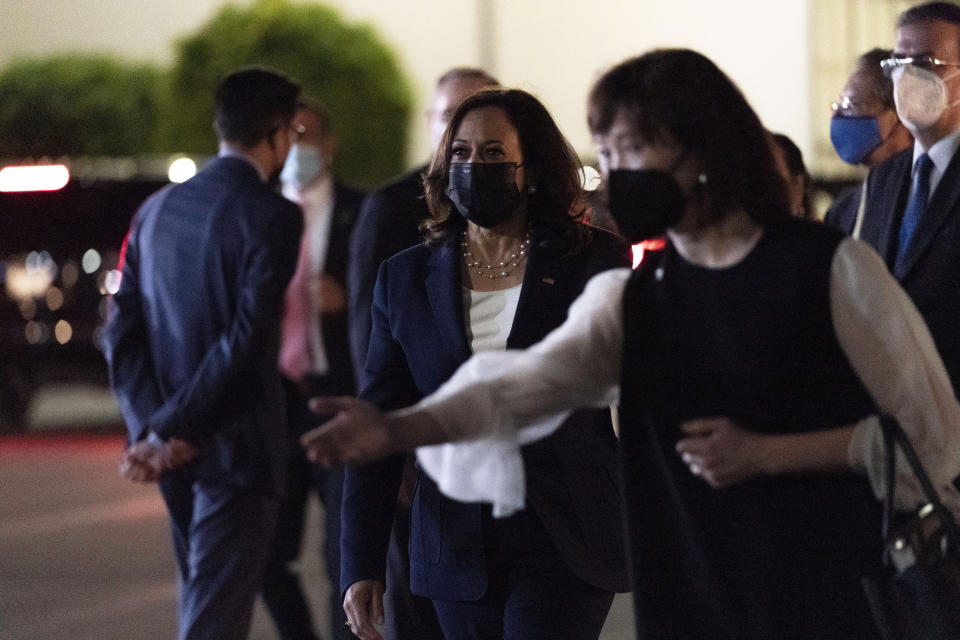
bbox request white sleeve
[832,237,960,513]
[409,268,630,517]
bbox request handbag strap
[879,415,960,551]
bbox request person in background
[824,48,912,234]
[771,132,813,219]
[103,67,302,640]
[303,49,960,639]
[262,99,364,640]
[344,66,497,640]
[339,88,631,640]
[856,2,960,396]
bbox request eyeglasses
[830,95,883,118]
[270,122,306,138]
[880,55,960,77]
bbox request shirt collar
[218,147,269,183]
[913,128,960,173]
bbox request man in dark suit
[857,2,960,393]
[102,68,302,640]
[344,67,497,640]
[823,48,911,233]
[262,100,363,640]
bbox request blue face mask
[830,115,884,165]
[280,143,326,190]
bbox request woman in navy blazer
[339,89,631,640]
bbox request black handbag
[861,415,960,640]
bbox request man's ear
[324,135,339,164]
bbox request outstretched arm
[302,268,630,465]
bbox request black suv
[0,175,166,431]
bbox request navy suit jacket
[103,156,302,495]
[858,146,960,395]
[346,166,429,381]
[341,226,632,601]
[823,184,861,236]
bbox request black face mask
[607,168,686,243]
[446,162,524,228]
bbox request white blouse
[407,237,960,517]
[464,285,522,354]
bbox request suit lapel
[323,185,356,281]
[897,149,960,279]
[507,234,562,349]
[861,150,911,269]
[426,243,472,362]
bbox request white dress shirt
[283,175,334,375]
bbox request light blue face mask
[280,143,326,190]
[830,115,884,165]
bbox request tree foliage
[160,0,413,187]
[0,55,163,157]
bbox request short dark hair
[213,67,300,147]
[435,67,499,90]
[587,48,790,225]
[897,2,960,29]
[423,88,588,248]
[856,48,895,109]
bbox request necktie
[895,153,934,271]
[278,227,313,382]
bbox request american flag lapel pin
[542,277,555,285]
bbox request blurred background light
[25,320,48,345]
[19,299,37,320]
[81,249,101,274]
[5,252,56,302]
[104,269,122,295]
[45,287,64,311]
[54,320,72,344]
[167,157,196,183]
[0,165,70,192]
[61,261,79,288]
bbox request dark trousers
[431,508,614,640]
[384,499,444,640]
[261,377,350,640]
[159,471,279,640]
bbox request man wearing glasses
[824,48,912,234]
[857,2,960,396]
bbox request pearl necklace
[461,230,531,279]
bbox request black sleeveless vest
[617,217,882,640]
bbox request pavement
[6,384,637,639]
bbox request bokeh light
[82,249,102,274]
[168,157,197,183]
